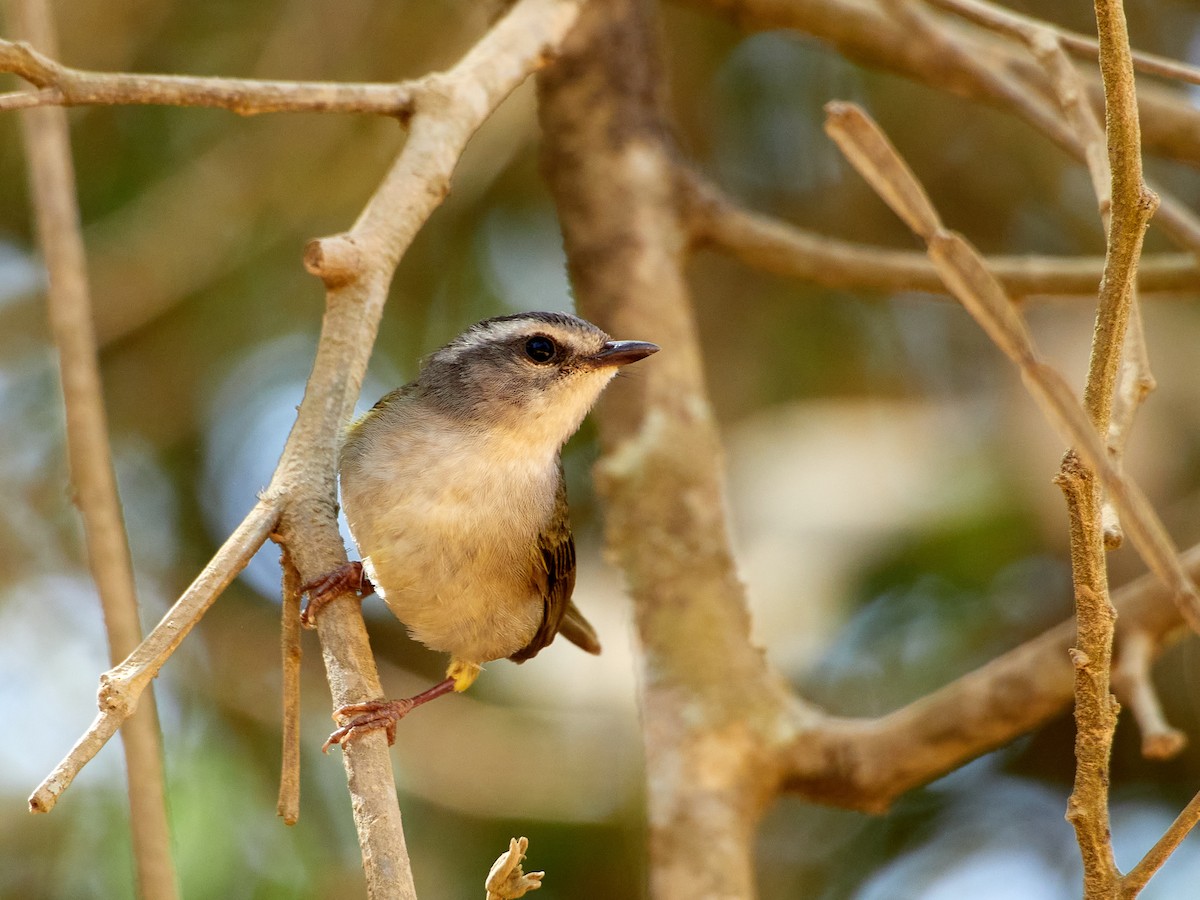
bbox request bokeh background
[3,0,1200,897]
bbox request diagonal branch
[784,541,1196,812]
[689,0,1200,172]
[926,0,1200,87]
[822,101,1200,631]
[29,496,281,813]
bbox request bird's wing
[509,466,578,662]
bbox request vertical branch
[9,1,178,897]
[277,544,302,825]
[1085,0,1158,435]
[1056,452,1120,896]
[540,1,803,896]
[1060,0,1158,893]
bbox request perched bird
[305,311,659,748]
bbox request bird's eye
[524,336,557,364]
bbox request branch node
[304,235,363,288]
[97,670,137,716]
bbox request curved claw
[322,676,459,752]
[322,698,414,752]
[301,561,375,628]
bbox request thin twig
[1083,0,1158,434]
[1103,302,1156,547]
[11,1,176,895]
[925,0,1200,87]
[1021,23,1159,553]
[1027,31,1110,219]
[1120,790,1200,897]
[689,0,1200,169]
[277,544,302,826]
[0,38,417,117]
[822,101,1200,631]
[1118,792,1200,897]
[883,0,1200,262]
[29,497,281,813]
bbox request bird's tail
[560,601,602,655]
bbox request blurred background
[2,0,1200,897]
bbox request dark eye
[524,336,557,364]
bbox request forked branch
[26,2,586,897]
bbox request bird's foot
[300,560,374,628]
[323,676,457,752]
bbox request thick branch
[540,2,804,896]
[784,544,1194,812]
[258,2,587,896]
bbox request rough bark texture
[539,2,799,895]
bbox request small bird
[305,311,659,749]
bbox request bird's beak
[588,340,660,368]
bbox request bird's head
[417,311,659,447]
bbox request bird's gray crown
[437,311,609,361]
[414,311,615,425]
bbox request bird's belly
[341,451,553,663]
[366,541,542,663]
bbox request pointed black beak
[589,340,660,368]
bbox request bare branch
[691,0,1200,169]
[1111,628,1186,760]
[29,497,281,814]
[926,0,1200,87]
[879,0,1200,263]
[823,101,1200,630]
[1121,790,1200,897]
[683,172,1199,297]
[785,542,1198,812]
[1083,0,1158,435]
[0,37,417,117]
[277,544,302,826]
[11,0,176,894]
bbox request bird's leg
[322,658,483,751]
[300,560,374,627]
[323,677,457,752]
